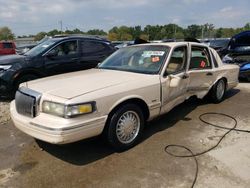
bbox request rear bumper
[10,101,108,144]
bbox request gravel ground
[0,102,10,125]
[0,83,250,188]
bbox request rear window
[3,43,14,49]
[81,41,107,53]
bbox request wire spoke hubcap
[116,111,140,144]
[216,80,225,100]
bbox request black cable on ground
[164,112,250,188]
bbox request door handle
[206,72,213,76]
[71,58,78,61]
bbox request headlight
[42,101,96,118]
[0,65,12,71]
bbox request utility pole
[201,25,204,39]
[59,20,63,33]
[173,24,176,39]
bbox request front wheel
[106,104,145,151]
[209,79,226,103]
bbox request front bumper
[10,101,108,144]
[0,72,14,97]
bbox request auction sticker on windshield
[142,51,165,57]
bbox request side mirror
[97,63,101,68]
[169,75,181,88]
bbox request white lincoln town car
[10,42,239,151]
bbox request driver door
[43,40,80,76]
[160,45,189,114]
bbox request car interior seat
[189,57,208,69]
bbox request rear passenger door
[79,40,113,69]
[187,45,216,94]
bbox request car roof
[51,35,110,42]
[132,42,208,48]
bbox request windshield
[24,39,56,56]
[99,45,169,74]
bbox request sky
[0,0,249,36]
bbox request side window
[166,46,187,74]
[81,41,107,54]
[3,43,13,49]
[49,40,78,57]
[189,46,212,69]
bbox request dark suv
[0,35,115,97]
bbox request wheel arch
[107,96,150,122]
[13,69,44,85]
[212,76,228,90]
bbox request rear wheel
[209,79,226,103]
[105,104,145,151]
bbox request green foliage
[34,32,47,41]
[86,29,107,36]
[185,24,202,38]
[17,23,250,42]
[0,27,15,40]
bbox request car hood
[0,54,26,65]
[26,69,150,99]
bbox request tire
[105,104,145,151]
[209,79,226,103]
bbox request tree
[202,23,215,38]
[86,29,107,36]
[244,23,250,31]
[34,32,47,41]
[215,28,223,38]
[120,33,133,41]
[108,32,118,41]
[47,29,61,36]
[185,25,202,38]
[0,27,14,40]
[139,34,149,41]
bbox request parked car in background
[219,30,250,57]
[0,35,115,98]
[208,38,230,51]
[16,36,52,55]
[0,41,16,55]
[223,52,250,81]
[221,30,250,81]
[114,41,134,49]
[10,42,239,151]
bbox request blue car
[239,63,250,81]
[222,30,250,81]
[223,53,250,81]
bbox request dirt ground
[0,83,250,188]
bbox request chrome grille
[15,87,41,118]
